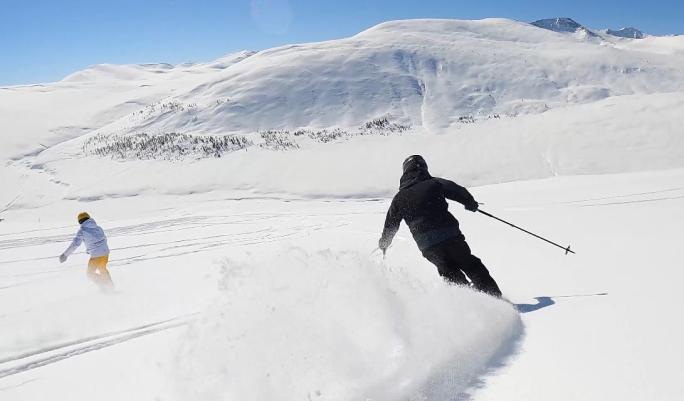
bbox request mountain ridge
[90,18,683,137]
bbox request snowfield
[1,17,684,401]
[0,195,522,401]
[2,169,684,400]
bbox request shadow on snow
[515,292,608,313]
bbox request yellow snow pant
[87,255,114,291]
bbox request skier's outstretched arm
[60,229,83,262]
[436,178,479,211]
[379,196,403,253]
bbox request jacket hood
[399,168,432,190]
[80,218,97,228]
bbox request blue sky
[1,0,682,85]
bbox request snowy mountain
[530,17,585,33]
[61,51,256,83]
[83,18,684,137]
[4,19,683,157]
[531,19,646,40]
[606,27,644,39]
[1,17,682,205]
[2,19,684,400]
[530,17,601,38]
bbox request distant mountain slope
[2,18,684,205]
[530,17,587,33]
[0,52,254,161]
[97,18,684,137]
[607,27,644,39]
[61,51,255,83]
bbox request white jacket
[63,219,110,258]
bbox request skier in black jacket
[379,155,502,297]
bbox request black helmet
[402,155,428,173]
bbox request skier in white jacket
[60,212,114,291]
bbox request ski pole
[371,246,387,259]
[477,209,575,255]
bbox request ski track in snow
[0,318,191,379]
[504,186,684,211]
[0,213,349,292]
[0,314,197,366]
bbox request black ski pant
[422,238,502,297]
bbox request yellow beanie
[77,212,90,224]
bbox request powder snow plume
[167,249,521,400]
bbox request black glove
[465,200,479,212]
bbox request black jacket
[380,169,478,252]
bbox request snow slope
[0,194,522,401]
[1,169,683,400]
[1,17,684,401]
[0,51,253,161]
[83,18,684,136]
[2,18,683,210]
[17,90,681,205]
[3,18,684,164]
